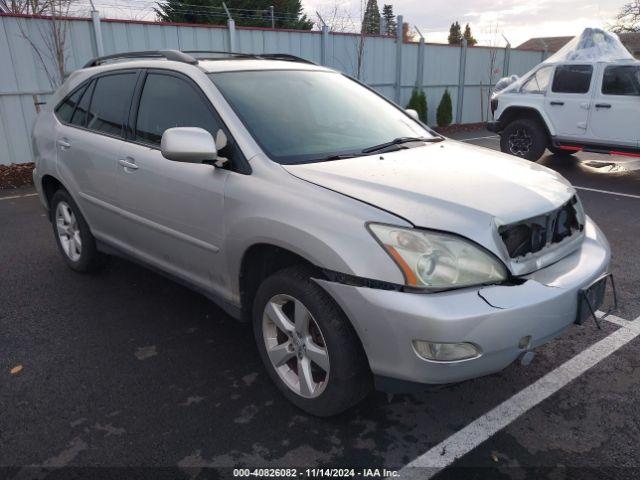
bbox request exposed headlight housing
[368,224,508,290]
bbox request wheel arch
[238,243,326,323]
[499,106,555,138]
[41,174,67,213]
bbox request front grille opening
[499,196,584,259]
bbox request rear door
[55,70,139,239]
[117,70,238,295]
[545,64,594,138]
[588,64,640,148]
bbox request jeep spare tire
[500,119,547,161]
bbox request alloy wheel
[55,201,82,262]
[262,294,330,398]
[508,128,533,156]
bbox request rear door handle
[550,101,564,106]
[118,158,139,170]
[595,103,612,109]
[57,139,71,149]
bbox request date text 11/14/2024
[233,468,400,478]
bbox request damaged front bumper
[315,217,610,391]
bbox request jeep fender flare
[498,105,556,137]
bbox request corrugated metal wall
[0,14,545,165]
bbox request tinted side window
[135,73,222,146]
[70,80,95,127]
[552,65,593,94]
[86,73,137,137]
[602,66,640,96]
[521,66,553,94]
[55,84,87,123]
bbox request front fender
[495,97,556,137]
[221,159,410,303]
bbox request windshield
[208,70,435,164]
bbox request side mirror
[406,109,419,121]
[161,127,217,164]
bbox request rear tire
[548,146,577,157]
[50,189,108,273]
[253,266,372,417]
[500,119,547,161]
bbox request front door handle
[550,101,564,106]
[595,103,612,109]
[57,139,71,149]
[118,158,139,170]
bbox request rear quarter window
[55,84,88,123]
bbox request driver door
[545,64,594,138]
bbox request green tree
[406,89,427,123]
[448,21,462,44]
[362,0,380,34]
[436,89,453,127]
[155,0,313,30]
[382,4,396,36]
[463,23,477,46]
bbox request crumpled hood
[284,140,577,269]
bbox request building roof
[517,32,640,56]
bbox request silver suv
[33,50,611,416]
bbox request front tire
[51,189,107,272]
[253,266,372,417]
[500,119,547,161]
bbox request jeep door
[55,70,139,240]
[589,64,640,148]
[545,64,594,138]
[116,70,235,296]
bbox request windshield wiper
[361,136,442,154]
[317,153,360,162]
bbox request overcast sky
[304,0,628,47]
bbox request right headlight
[368,224,508,290]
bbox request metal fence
[0,13,546,165]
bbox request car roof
[52,56,334,109]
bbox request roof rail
[83,49,198,68]
[183,50,315,65]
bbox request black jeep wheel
[500,119,547,161]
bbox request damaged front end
[498,195,587,276]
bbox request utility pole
[270,6,275,29]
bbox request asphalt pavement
[1,131,638,479]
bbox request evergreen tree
[448,21,462,44]
[463,23,477,46]
[362,0,380,35]
[156,0,313,30]
[406,89,427,123]
[382,4,396,36]
[436,89,453,127]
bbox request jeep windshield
[208,70,437,165]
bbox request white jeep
[489,29,640,162]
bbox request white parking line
[574,186,640,200]
[0,192,38,201]
[459,135,500,142]
[400,313,639,479]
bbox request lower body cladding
[315,218,610,392]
